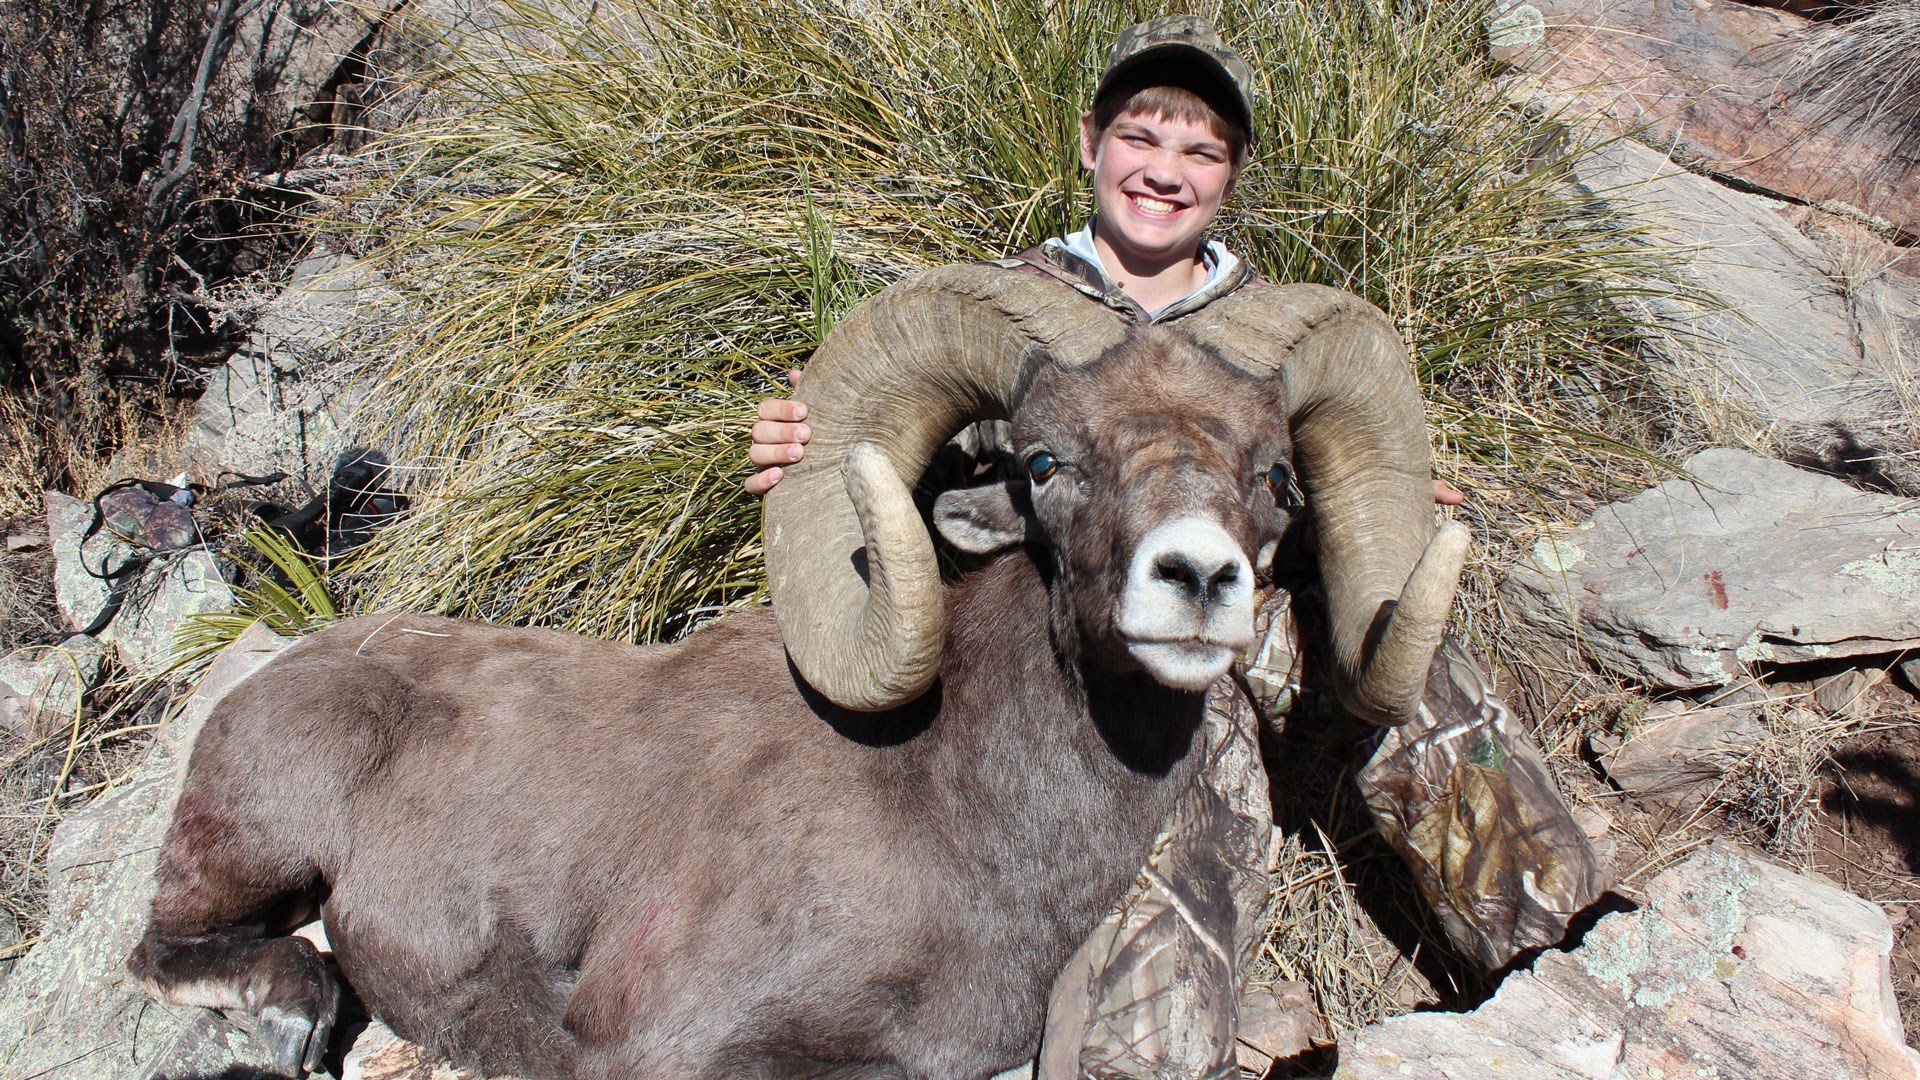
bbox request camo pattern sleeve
[1355,636,1608,969]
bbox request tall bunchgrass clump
[1791,0,1920,172]
[341,0,1692,642]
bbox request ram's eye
[1264,461,1301,506]
[1027,451,1059,483]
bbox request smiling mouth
[1128,193,1184,216]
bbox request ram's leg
[127,795,339,1076]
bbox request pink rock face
[1499,0,1920,235]
[1337,843,1920,1079]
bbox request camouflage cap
[1095,16,1255,139]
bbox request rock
[0,635,107,738]
[1568,136,1918,431]
[1501,448,1920,689]
[1901,656,1920,693]
[1593,700,1768,800]
[203,1,395,158]
[7,533,45,552]
[340,1021,479,1080]
[0,623,292,1080]
[1335,842,1920,1079]
[1572,805,1613,840]
[1814,669,1885,720]
[1235,980,1324,1071]
[185,251,387,485]
[1497,0,1920,234]
[46,491,236,675]
[133,1010,283,1080]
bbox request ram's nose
[1115,517,1256,690]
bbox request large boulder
[185,250,387,486]
[1569,136,1919,433]
[1502,448,1920,689]
[1336,843,1920,1079]
[0,623,292,1080]
[1495,0,1920,235]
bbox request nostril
[1154,554,1240,604]
[1206,565,1239,598]
[1154,555,1202,596]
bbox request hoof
[239,975,338,1077]
[232,946,341,1077]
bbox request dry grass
[1789,0,1920,173]
[0,667,173,965]
[0,387,200,523]
[327,0,1704,645]
[1252,825,1443,1038]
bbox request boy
[749,17,1599,1076]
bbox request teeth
[1131,195,1179,214]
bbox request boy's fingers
[744,466,783,497]
[786,368,804,389]
[748,442,804,467]
[757,397,808,422]
[1433,479,1465,506]
[752,420,810,447]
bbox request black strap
[67,470,291,637]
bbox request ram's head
[763,267,1467,721]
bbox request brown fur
[128,329,1297,1079]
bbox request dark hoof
[233,948,341,1076]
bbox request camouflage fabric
[1039,593,1605,1075]
[97,485,198,552]
[1037,677,1270,1080]
[1355,635,1607,970]
[1096,15,1256,137]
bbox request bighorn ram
[129,267,1467,1078]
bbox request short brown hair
[1089,72,1251,168]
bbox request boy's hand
[1433,479,1464,506]
[745,369,808,497]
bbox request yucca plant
[170,524,339,674]
[339,0,1697,644]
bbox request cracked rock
[1501,448,1920,689]
[1568,137,1917,433]
[1336,842,1920,1079]
[1591,700,1769,801]
[0,635,107,738]
[185,251,386,486]
[1495,0,1920,234]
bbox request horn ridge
[1183,284,1454,725]
[764,265,1125,711]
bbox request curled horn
[763,265,1125,711]
[1183,283,1468,726]
[765,269,1465,724]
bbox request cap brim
[1093,44,1253,138]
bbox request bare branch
[146,0,263,209]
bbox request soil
[1815,715,1920,1033]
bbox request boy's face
[1079,108,1238,270]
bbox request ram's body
[158,591,1193,1078]
[130,271,1467,1080]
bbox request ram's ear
[933,480,1036,555]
